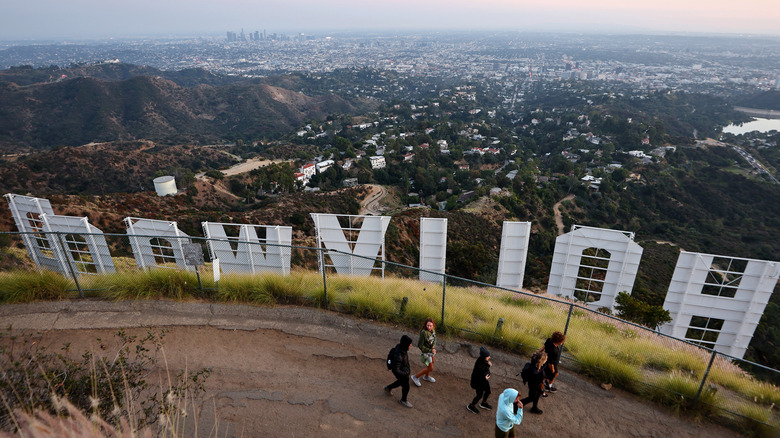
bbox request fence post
[320,248,328,308]
[563,303,574,336]
[57,233,83,298]
[694,349,718,405]
[494,318,504,338]
[440,276,446,328]
[399,297,408,316]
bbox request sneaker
[530,407,543,414]
[384,386,392,396]
[541,391,549,398]
[399,399,413,408]
[548,385,557,392]
[423,375,436,383]
[478,402,493,410]
[411,375,421,387]
[466,404,479,414]
[544,381,551,391]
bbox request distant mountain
[0,64,375,152]
[734,90,780,111]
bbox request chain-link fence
[0,230,777,434]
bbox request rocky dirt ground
[0,301,743,438]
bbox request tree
[614,291,672,330]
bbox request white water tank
[153,176,177,196]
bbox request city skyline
[1,0,779,41]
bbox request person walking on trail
[384,335,414,408]
[411,318,437,387]
[495,388,524,438]
[520,349,547,414]
[467,346,493,414]
[544,331,566,393]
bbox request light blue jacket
[496,388,523,432]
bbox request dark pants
[520,382,543,409]
[495,424,516,438]
[471,383,491,406]
[387,372,410,401]
[545,363,559,382]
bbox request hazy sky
[2,0,779,40]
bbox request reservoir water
[722,118,780,135]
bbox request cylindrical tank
[153,176,177,196]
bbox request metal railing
[0,230,777,433]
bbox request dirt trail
[553,194,575,235]
[359,184,389,215]
[0,302,741,438]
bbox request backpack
[386,346,397,370]
[520,362,532,384]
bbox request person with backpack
[520,349,547,414]
[495,387,524,437]
[411,317,437,387]
[384,334,414,408]
[467,346,492,414]
[543,331,565,393]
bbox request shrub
[0,327,209,433]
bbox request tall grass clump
[730,400,778,438]
[330,275,416,321]
[264,270,322,304]
[0,270,73,303]
[572,347,642,391]
[708,363,780,407]
[642,371,722,416]
[214,275,274,304]
[105,270,201,300]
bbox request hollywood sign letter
[660,252,779,359]
[547,225,644,313]
[310,213,390,276]
[5,194,114,276]
[419,218,447,283]
[202,222,292,275]
[125,217,194,271]
[496,221,532,290]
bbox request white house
[301,163,316,179]
[316,160,334,173]
[369,156,386,169]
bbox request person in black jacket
[520,349,547,414]
[543,331,565,392]
[384,334,414,408]
[467,346,492,414]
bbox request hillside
[0,66,376,152]
[0,141,237,195]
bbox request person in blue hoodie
[495,388,523,437]
[384,334,414,408]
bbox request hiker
[467,346,493,414]
[544,331,566,392]
[384,334,414,408]
[495,388,524,437]
[411,317,437,387]
[520,349,547,414]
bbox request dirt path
[359,184,388,215]
[553,194,575,235]
[220,158,292,177]
[0,302,741,438]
